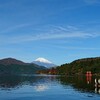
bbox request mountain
[0,58,46,75]
[55,57,100,75]
[32,57,56,68]
[0,58,26,65]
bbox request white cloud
[0,23,31,34]
[0,25,99,44]
[83,0,100,4]
[1,32,97,44]
[56,46,100,50]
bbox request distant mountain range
[32,57,56,68]
[1,57,100,75]
[0,58,46,75]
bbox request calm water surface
[0,75,100,100]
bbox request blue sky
[0,0,100,65]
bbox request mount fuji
[32,57,56,68]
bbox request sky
[0,0,100,65]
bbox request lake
[0,75,100,100]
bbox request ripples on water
[0,74,100,100]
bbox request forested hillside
[56,57,100,75]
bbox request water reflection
[0,74,100,95]
[58,75,100,95]
[57,76,94,93]
[34,84,49,92]
[95,78,100,94]
[0,75,57,91]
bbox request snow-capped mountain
[32,57,56,68]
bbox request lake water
[0,75,100,100]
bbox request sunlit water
[0,75,100,100]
